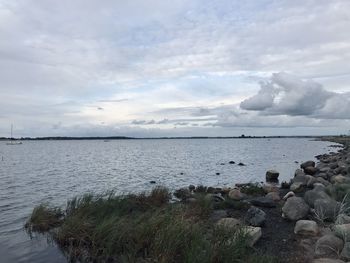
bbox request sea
[0,138,339,262]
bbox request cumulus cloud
[240,72,350,119]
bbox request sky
[0,0,350,137]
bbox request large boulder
[266,170,279,181]
[290,182,304,192]
[294,220,318,236]
[245,207,266,227]
[228,189,243,200]
[314,199,340,222]
[242,226,262,247]
[301,160,316,169]
[266,191,281,201]
[304,187,331,208]
[315,234,344,258]
[282,197,310,220]
[304,166,318,175]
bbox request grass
[240,183,265,196]
[25,186,277,263]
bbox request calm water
[0,138,336,262]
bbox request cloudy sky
[0,0,350,137]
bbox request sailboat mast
[11,124,13,140]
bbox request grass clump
[240,183,265,196]
[25,204,63,234]
[26,186,277,263]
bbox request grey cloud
[240,72,350,119]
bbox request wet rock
[266,170,279,181]
[149,180,156,184]
[228,161,235,164]
[238,162,246,166]
[216,217,241,228]
[266,191,280,201]
[282,196,309,221]
[304,166,318,175]
[294,220,318,236]
[301,160,316,169]
[188,185,196,191]
[245,207,266,227]
[315,234,344,258]
[250,196,276,208]
[228,188,243,200]
[215,172,220,175]
[243,226,262,247]
[314,199,340,221]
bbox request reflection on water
[0,138,335,262]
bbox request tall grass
[25,186,277,263]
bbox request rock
[314,199,340,221]
[341,242,350,260]
[243,226,262,247]
[215,172,220,175]
[188,185,195,191]
[336,214,350,225]
[295,168,306,177]
[316,177,331,186]
[238,162,245,166]
[333,224,350,241]
[304,166,318,175]
[245,207,266,226]
[301,160,316,169]
[304,188,330,208]
[250,197,276,208]
[211,193,226,202]
[307,176,317,188]
[331,175,348,184]
[266,170,279,181]
[283,191,295,200]
[290,182,304,192]
[228,161,235,164]
[282,197,309,220]
[216,217,241,228]
[263,183,279,193]
[228,189,243,200]
[174,188,192,200]
[210,210,227,222]
[293,173,310,185]
[149,180,156,184]
[315,234,344,258]
[312,259,345,263]
[266,191,281,201]
[294,220,318,236]
[316,172,328,180]
[330,162,339,169]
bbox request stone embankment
[174,137,350,262]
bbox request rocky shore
[171,137,350,263]
[25,136,350,263]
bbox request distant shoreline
[0,135,341,141]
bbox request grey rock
[304,188,330,208]
[341,241,350,260]
[290,182,304,192]
[316,177,331,186]
[282,197,309,221]
[305,166,318,175]
[245,207,266,227]
[316,172,328,180]
[312,259,345,263]
[294,220,318,236]
[293,174,310,185]
[336,214,350,225]
[250,197,276,208]
[216,217,241,228]
[301,160,316,169]
[333,224,350,241]
[243,226,262,247]
[295,169,306,177]
[266,170,279,181]
[315,234,344,258]
[266,191,280,201]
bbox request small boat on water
[6,124,22,145]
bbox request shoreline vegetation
[25,136,350,263]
